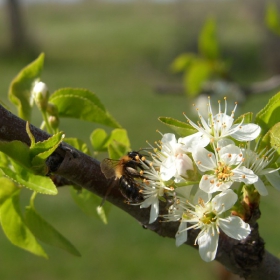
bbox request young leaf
[26,121,36,148]
[96,206,108,225]
[25,204,81,257]
[258,122,280,158]
[90,128,130,153]
[106,129,130,149]
[265,2,280,36]
[49,88,121,128]
[158,117,196,137]
[269,122,280,149]
[184,60,212,96]
[0,191,48,258]
[0,177,19,204]
[0,140,31,169]
[0,151,9,168]
[30,132,65,174]
[70,187,110,224]
[234,112,253,125]
[8,53,45,121]
[30,131,65,159]
[64,138,89,154]
[90,128,109,152]
[198,17,220,60]
[108,141,128,160]
[255,91,280,138]
[1,161,57,195]
[170,53,195,73]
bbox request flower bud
[46,103,59,117]
[48,115,59,130]
[32,81,49,111]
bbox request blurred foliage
[265,2,280,36]
[171,17,230,96]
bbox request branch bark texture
[0,104,279,279]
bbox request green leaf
[96,206,108,225]
[30,132,65,160]
[49,88,121,128]
[0,152,9,168]
[158,117,196,137]
[108,141,128,160]
[8,53,45,120]
[90,128,109,152]
[0,191,47,258]
[90,128,130,153]
[265,2,280,36]
[0,177,19,204]
[184,60,212,96]
[255,91,280,138]
[0,131,64,176]
[198,17,220,59]
[26,122,36,148]
[234,112,253,124]
[0,140,31,169]
[64,138,89,154]
[170,53,195,73]
[269,122,280,148]
[30,132,65,174]
[258,122,280,158]
[70,187,110,224]
[1,161,57,195]
[25,203,81,257]
[107,129,130,149]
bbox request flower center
[214,162,233,182]
[200,211,217,224]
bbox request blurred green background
[0,0,280,279]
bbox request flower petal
[140,195,156,208]
[219,144,243,166]
[160,156,176,181]
[265,171,280,191]
[199,175,232,193]
[175,154,193,176]
[198,231,218,262]
[212,189,237,213]
[161,133,177,146]
[179,132,210,152]
[217,138,235,148]
[193,188,212,204]
[219,216,251,240]
[175,222,188,247]
[149,199,159,224]
[193,147,216,172]
[230,123,261,141]
[254,178,268,196]
[232,166,258,185]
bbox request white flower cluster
[138,98,280,262]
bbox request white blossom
[175,189,251,262]
[193,141,258,193]
[183,97,261,145]
[163,185,211,247]
[139,160,174,224]
[153,133,194,183]
[243,147,280,195]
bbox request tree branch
[0,104,279,279]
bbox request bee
[100,151,148,205]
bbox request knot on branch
[233,223,265,278]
